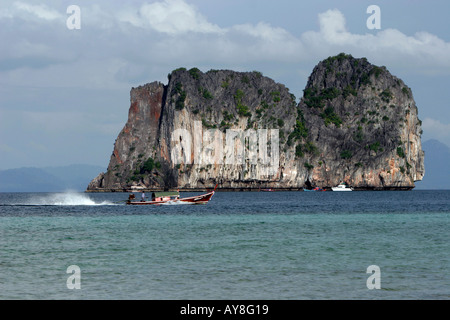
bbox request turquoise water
[0,191,448,299]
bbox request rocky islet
[87,53,424,191]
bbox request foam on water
[161,201,192,206]
[30,192,115,206]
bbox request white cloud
[119,0,222,35]
[114,4,450,72]
[422,117,450,148]
[422,118,450,139]
[2,1,450,74]
[301,9,450,71]
[316,9,350,44]
[232,22,293,42]
[12,1,63,21]
[0,8,13,19]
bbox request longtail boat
[304,187,325,192]
[126,185,217,205]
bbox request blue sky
[1,0,450,170]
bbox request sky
[1,0,450,170]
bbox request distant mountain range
[0,164,105,192]
[0,139,448,192]
[414,139,450,190]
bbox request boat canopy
[151,191,180,199]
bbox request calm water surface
[0,190,448,299]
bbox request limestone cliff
[296,53,424,190]
[87,54,424,191]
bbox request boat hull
[126,191,215,205]
[331,187,353,191]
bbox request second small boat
[332,183,353,191]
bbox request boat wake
[160,201,192,206]
[28,192,116,206]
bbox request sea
[0,190,448,300]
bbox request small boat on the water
[126,185,217,205]
[331,183,353,191]
[304,187,325,192]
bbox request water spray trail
[30,192,115,206]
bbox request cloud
[1,0,450,170]
[21,110,86,133]
[12,1,63,21]
[301,9,450,72]
[316,9,349,43]
[0,142,16,154]
[422,118,450,139]
[119,0,222,35]
[0,38,69,71]
[114,4,450,73]
[20,109,124,137]
[232,22,294,42]
[422,117,450,149]
[2,1,450,76]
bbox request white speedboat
[332,183,353,191]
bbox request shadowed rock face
[87,54,424,192]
